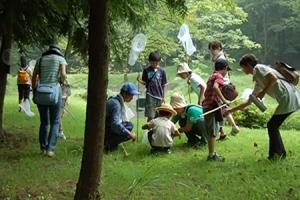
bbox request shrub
[231,104,269,129]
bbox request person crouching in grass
[142,104,180,154]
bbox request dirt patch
[14,179,77,200]
[0,130,35,150]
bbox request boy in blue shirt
[137,51,167,122]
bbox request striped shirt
[37,55,67,84]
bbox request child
[202,59,231,161]
[142,103,180,154]
[170,93,208,147]
[57,80,71,140]
[208,40,240,138]
[137,51,167,122]
[177,62,206,105]
[17,56,32,111]
[225,54,300,160]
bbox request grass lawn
[1,69,300,199]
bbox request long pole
[136,68,140,142]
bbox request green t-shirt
[172,105,203,125]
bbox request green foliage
[232,103,269,129]
[237,0,300,66]
[187,0,261,62]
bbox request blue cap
[121,82,140,95]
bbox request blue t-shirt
[142,66,167,100]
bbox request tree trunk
[74,0,108,199]
[262,11,268,62]
[0,0,14,139]
[64,16,73,62]
[0,36,11,139]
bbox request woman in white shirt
[225,54,300,160]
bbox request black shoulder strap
[148,70,158,82]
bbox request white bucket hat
[177,62,192,75]
[170,93,187,109]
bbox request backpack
[17,68,29,83]
[275,62,299,85]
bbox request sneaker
[230,126,240,136]
[207,153,225,161]
[46,150,55,157]
[166,149,172,154]
[57,131,66,140]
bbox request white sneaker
[47,150,55,157]
[230,126,240,136]
[57,131,66,140]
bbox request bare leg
[226,113,240,135]
[226,113,236,127]
[208,135,216,154]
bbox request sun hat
[177,62,192,75]
[121,82,140,95]
[155,103,177,115]
[49,44,64,56]
[170,93,187,109]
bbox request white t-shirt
[149,117,177,147]
[252,64,300,115]
[188,72,206,97]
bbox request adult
[105,82,138,151]
[170,93,207,147]
[32,44,67,157]
[225,54,300,160]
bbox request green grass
[1,70,300,199]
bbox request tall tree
[0,0,14,140]
[74,0,109,198]
[74,1,187,199]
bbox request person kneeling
[105,82,138,151]
[142,104,180,154]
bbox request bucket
[136,98,146,111]
[249,94,267,112]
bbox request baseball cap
[121,82,140,95]
[215,59,231,71]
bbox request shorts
[145,94,162,118]
[18,84,30,100]
[204,112,224,137]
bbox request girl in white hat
[177,62,207,105]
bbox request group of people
[17,44,70,157]
[105,40,300,161]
